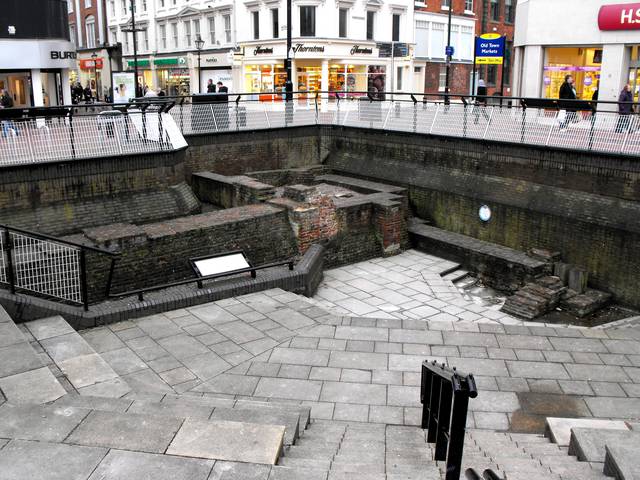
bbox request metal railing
[0,224,117,310]
[0,103,188,167]
[144,91,640,157]
[421,359,478,480]
[465,468,504,480]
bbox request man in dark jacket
[214,81,229,129]
[206,79,216,93]
[616,84,635,133]
[559,74,577,129]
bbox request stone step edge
[24,315,132,399]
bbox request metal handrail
[421,359,478,480]
[107,259,295,301]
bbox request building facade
[514,0,640,107]
[415,0,516,96]
[68,0,122,100]
[107,0,417,96]
[0,0,75,107]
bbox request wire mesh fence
[0,110,186,167]
[165,94,640,156]
[0,229,83,304]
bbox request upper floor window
[69,24,76,45]
[252,11,259,39]
[193,19,200,42]
[224,14,232,43]
[441,0,450,8]
[392,14,400,42]
[85,15,96,48]
[142,0,147,12]
[159,24,166,49]
[85,0,92,8]
[490,0,500,21]
[184,20,192,46]
[505,0,514,23]
[208,17,216,44]
[159,0,165,7]
[171,22,178,47]
[366,11,375,40]
[465,0,473,11]
[110,28,117,44]
[109,0,115,16]
[121,0,127,15]
[300,6,316,37]
[68,0,73,13]
[339,8,347,38]
[272,8,279,38]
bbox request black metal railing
[107,259,295,302]
[0,224,117,310]
[421,359,478,480]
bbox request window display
[543,47,602,100]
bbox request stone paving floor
[69,251,640,433]
[311,250,517,324]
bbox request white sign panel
[112,72,135,103]
[194,253,251,277]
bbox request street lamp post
[285,0,293,101]
[195,35,205,93]
[444,0,453,103]
[91,51,99,101]
[121,0,146,98]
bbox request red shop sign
[79,58,104,70]
[599,3,640,30]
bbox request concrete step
[269,466,329,480]
[569,428,640,463]
[0,401,286,465]
[0,306,66,405]
[546,417,631,447]
[25,315,131,398]
[604,435,640,480]
[211,407,300,446]
[443,269,471,284]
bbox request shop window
[208,17,215,44]
[490,0,500,22]
[171,22,178,48]
[366,11,375,40]
[465,0,473,12]
[85,16,96,48]
[224,15,232,43]
[300,6,316,37]
[543,47,602,100]
[184,20,192,47]
[368,65,386,96]
[505,0,514,23]
[272,9,279,38]
[392,14,400,42]
[487,65,497,85]
[253,11,259,40]
[159,24,166,49]
[396,66,403,91]
[339,8,348,38]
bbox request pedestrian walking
[206,79,216,93]
[83,83,93,103]
[615,84,635,133]
[474,79,490,124]
[559,74,577,130]
[215,81,229,129]
[0,88,16,137]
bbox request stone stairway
[23,315,131,398]
[0,306,65,405]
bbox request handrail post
[446,387,471,480]
[79,249,89,311]
[105,257,116,297]
[3,229,15,294]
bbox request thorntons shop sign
[599,2,640,30]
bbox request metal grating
[0,229,6,285]
[9,232,82,304]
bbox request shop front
[197,51,235,94]
[0,38,75,107]
[514,0,640,107]
[239,40,400,100]
[125,56,190,96]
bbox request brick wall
[323,126,640,308]
[81,204,298,299]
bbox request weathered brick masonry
[322,126,640,308]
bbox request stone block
[568,267,588,294]
[604,435,640,480]
[569,428,639,462]
[545,417,629,446]
[0,367,65,405]
[167,418,284,464]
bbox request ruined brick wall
[324,126,640,308]
[82,204,298,298]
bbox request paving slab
[167,418,284,464]
[585,397,640,419]
[87,449,214,480]
[211,407,299,445]
[58,353,119,389]
[546,417,630,446]
[0,439,107,480]
[269,348,330,367]
[0,342,43,378]
[25,316,75,341]
[254,377,322,401]
[66,410,183,453]
[604,436,640,480]
[320,381,387,405]
[208,460,271,480]
[0,403,88,442]
[0,366,65,404]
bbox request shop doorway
[628,46,640,102]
